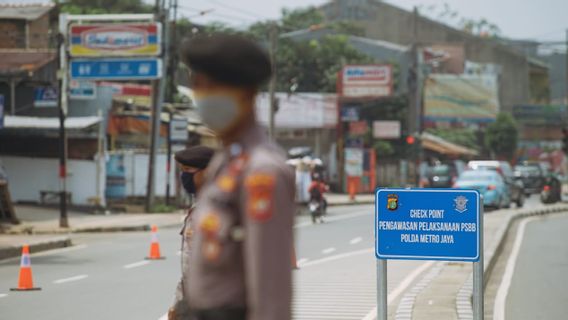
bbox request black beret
[175,146,215,169]
[181,33,272,87]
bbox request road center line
[493,216,538,320]
[53,274,88,284]
[350,237,363,244]
[297,258,309,266]
[0,293,7,298]
[322,247,336,254]
[123,260,151,269]
[361,261,436,320]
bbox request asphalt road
[504,212,568,320]
[0,204,429,320]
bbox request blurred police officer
[169,146,215,320]
[181,34,296,320]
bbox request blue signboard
[375,188,480,262]
[70,58,162,80]
[34,86,58,108]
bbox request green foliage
[55,0,153,14]
[276,35,374,92]
[373,141,395,157]
[484,113,518,159]
[150,203,177,213]
[281,6,325,31]
[426,127,479,150]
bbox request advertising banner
[34,87,58,108]
[373,121,401,139]
[344,148,364,176]
[69,23,161,57]
[342,65,393,98]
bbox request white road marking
[294,210,370,228]
[350,237,363,244]
[297,258,309,266]
[53,274,88,284]
[301,248,374,268]
[123,260,150,269]
[493,216,538,320]
[0,244,88,264]
[0,293,7,298]
[322,247,336,254]
[361,261,436,320]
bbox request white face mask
[194,94,240,133]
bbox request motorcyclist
[308,173,329,214]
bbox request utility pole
[268,23,278,139]
[57,18,69,228]
[146,0,170,212]
[565,29,568,104]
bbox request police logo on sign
[387,194,398,211]
[454,196,468,213]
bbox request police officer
[169,146,215,320]
[181,34,296,320]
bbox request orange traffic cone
[145,225,165,260]
[10,245,41,291]
[291,245,298,270]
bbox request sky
[4,0,568,42]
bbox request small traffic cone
[291,246,299,270]
[145,225,165,260]
[10,245,41,291]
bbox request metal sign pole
[473,199,484,320]
[377,259,388,320]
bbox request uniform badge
[245,173,276,222]
[454,196,468,213]
[199,212,221,238]
[216,175,236,192]
[202,240,221,262]
[387,194,399,211]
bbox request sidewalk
[391,202,568,320]
[1,205,186,235]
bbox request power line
[207,0,265,20]
[177,5,255,24]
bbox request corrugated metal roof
[4,116,102,130]
[0,51,56,74]
[0,3,54,20]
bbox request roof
[0,3,55,21]
[3,116,102,130]
[421,132,478,157]
[0,51,56,75]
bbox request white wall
[0,156,103,205]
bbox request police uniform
[182,35,296,320]
[171,147,215,320]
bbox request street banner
[344,148,364,176]
[70,58,162,80]
[373,121,401,139]
[341,65,393,98]
[69,23,161,57]
[424,74,499,123]
[34,87,58,108]
[69,80,97,100]
[375,188,480,261]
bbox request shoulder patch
[245,173,276,222]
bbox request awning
[421,132,478,157]
[3,115,101,130]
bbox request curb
[455,203,568,320]
[0,236,72,260]
[327,200,374,207]
[2,222,183,235]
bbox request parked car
[514,163,545,194]
[424,164,459,188]
[467,160,525,208]
[454,170,511,209]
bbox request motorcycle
[308,198,325,224]
[540,175,561,204]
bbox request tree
[484,113,518,159]
[55,0,153,14]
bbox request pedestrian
[181,33,296,320]
[168,146,215,320]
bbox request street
[0,204,425,320]
[498,212,568,320]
